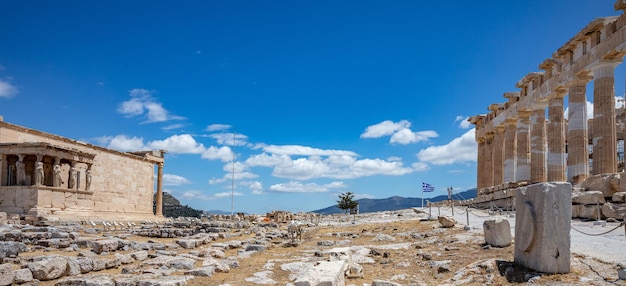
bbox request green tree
[337,192,358,214]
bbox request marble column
[530,106,547,183]
[547,93,567,181]
[591,61,619,175]
[476,136,486,191]
[155,163,164,216]
[483,132,494,194]
[567,80,590,183]
[492,127,505,187]
[516,111,531,182]
[503,119,517,184]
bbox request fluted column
[492,126,505,186]
[567,79,590,183]
[155,163,164,216]
[547,93,567,181]
[530,106,547,183]
[516,110,531,182]
[476,136,487,190]
[483,132,494,194]
[503,119,517,183]
[591,61,619,175]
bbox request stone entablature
[0,117,165,222]
[470,4,626,195]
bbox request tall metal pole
[231,128,236,218]
[421,185,424,208]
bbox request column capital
[566,75,593,87]
[530,100,548,110]
[504,117,517,126]
[590,59,622,78]
[468,115,486,125]
[518,109,532,118]
[550,88,568,99]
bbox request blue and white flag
[422,182,434,192]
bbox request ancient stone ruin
[0,116,166,223]
[466,2,626,222]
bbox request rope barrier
[570,222,625,236]
[469,209,493,217]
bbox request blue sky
[0,1,621,214]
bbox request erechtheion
[467,1,626,216]
[0,115,165,223]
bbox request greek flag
[422,182,434,192]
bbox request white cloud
[411,162,430,171]
[201,146,233,162]
[175,190,244,201]
[416,128,477,165]
[360,120,411,138]
[148,134,205,154]
[0,79,18,98]
[178,190,215,201]
[106,135,146,151]
[268,181,346,193]
[617,96,625,109]
[163,174,191,186]
[247,153,413,180]
[262,145,357,156]
[209,161,258,184]
[246,153,291,167]
[214,191,244,198]
[390,129,438,145]
[348,159,414,177]
[104,134,209,154]
[162,124,185,131]
[117,88,184,123]
[209,133,249,146]
[271,157,331,180]
[241,181,264,194]
[455,115,472,129]
[206,124,231,132]
[361,120,437,145]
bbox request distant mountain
[311,188,477,214]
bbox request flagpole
[421,182,424,208]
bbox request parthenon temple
[467,1,626,218]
